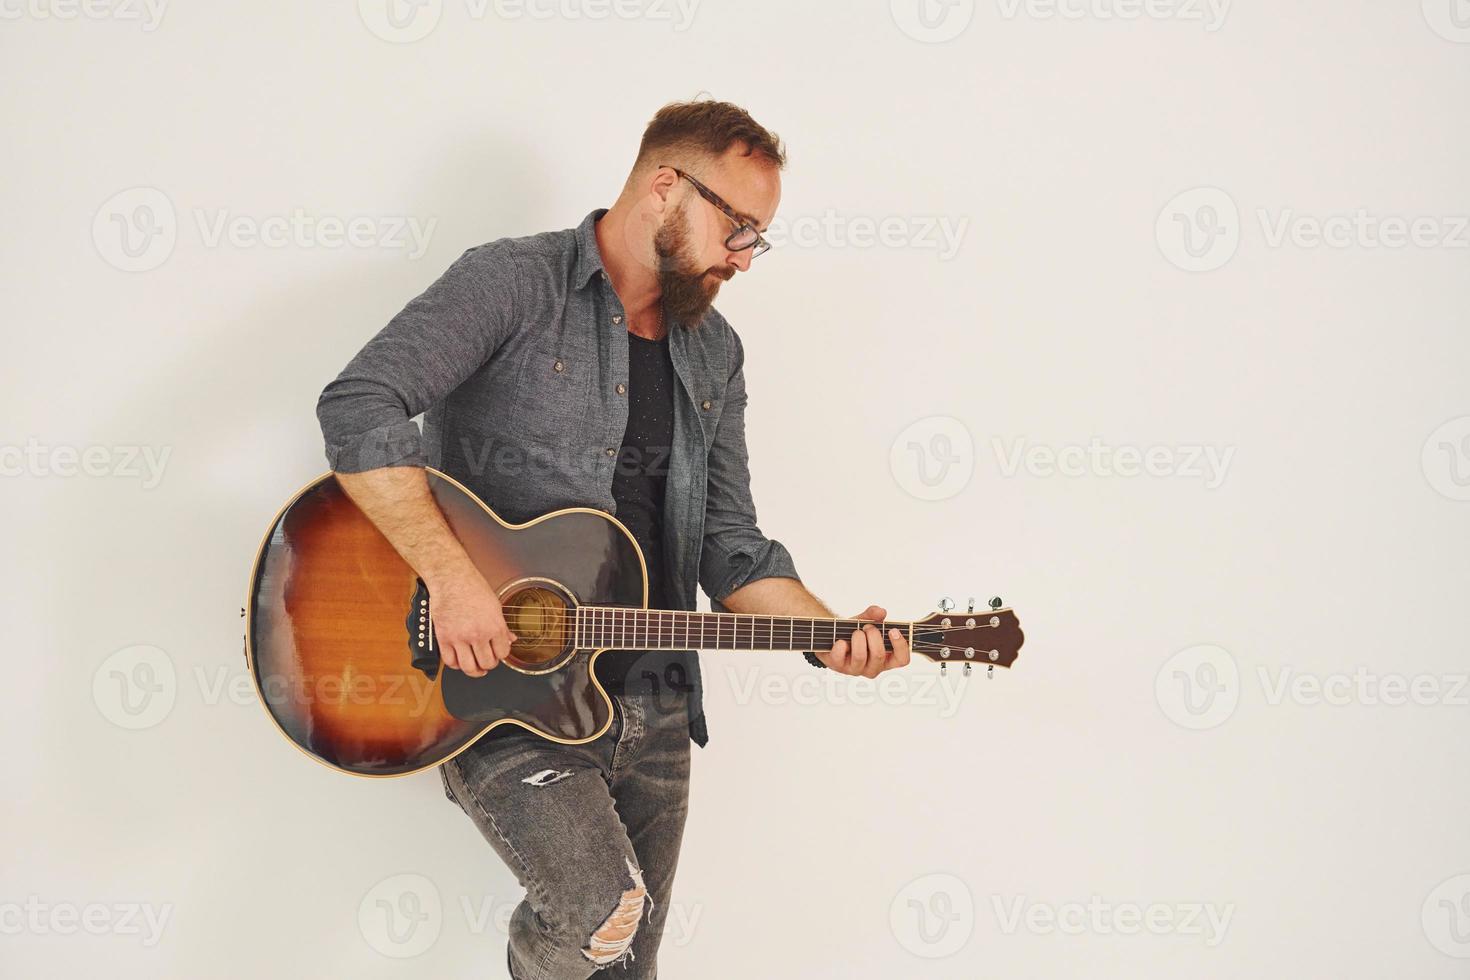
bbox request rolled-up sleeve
[698,326,801,606]
[316,242,519,473]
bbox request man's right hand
[427,570,518,677]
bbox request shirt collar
[573,208,611,289]
[573,206,705,335]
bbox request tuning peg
[938,596,955,612]
[988,596,1003,610]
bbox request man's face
[652,148,780,324]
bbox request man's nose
[726,249,752,273]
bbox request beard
[653,203,736,327]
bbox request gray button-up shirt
[315,208,802,747]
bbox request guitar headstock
[910,597,1024,671]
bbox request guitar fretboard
[575,607,913,652]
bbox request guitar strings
[420,606,1010,657]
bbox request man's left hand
[814,605,911,677]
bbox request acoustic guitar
[244,469,1025,777]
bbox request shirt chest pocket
[508,343,594,448]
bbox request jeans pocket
[607,695,624,742]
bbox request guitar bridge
[407,578,438,680]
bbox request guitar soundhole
[501,583,575,670]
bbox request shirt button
[600,271,609,281]
[701,399,712,410]
[616,383,626,395]
[612,315,623,325]
[553,360,564,373]
[605,447,616,457]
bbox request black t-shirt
[595,331,689,696]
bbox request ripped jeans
[440,692,692,979]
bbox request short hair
[634,98,786,171]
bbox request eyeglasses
[661,165,771,258]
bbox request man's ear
[643,164,674,214]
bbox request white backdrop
[4,2,1470,977]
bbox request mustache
[707,266,736,282]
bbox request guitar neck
[576,606,912,652]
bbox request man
[315,99,910,978]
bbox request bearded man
[315,98,910,978]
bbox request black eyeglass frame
[661,165,772,258]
